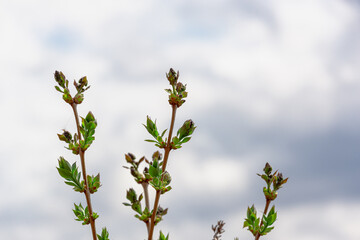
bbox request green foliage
[158,231,169,240]
[73,203,99,225]
[243,204,277,237]
[97,228,110,240]
[57,157,84,192]
[243,205,260,236]
[87,174,101,194]
[123,188,143,215]
[144,116,167,148]
[148,159,172,194]
[171,119,196,149]
[260,206,277,235]
[80,111,97,151]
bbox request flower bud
[74,76,89,92]
[54,71,66,88]
[74,93,84,104]
[177,119,196,140]
[62,93,73,104]
[126,188,137,203]
[125,153,136,163]
[152,151,162,161]
[176,82,186,93]
[57,130,72,143]
[130,166,143,179]
[166,68,179,86]
[264,162,272,175]
[79,76,88,88]
[162,171,171,185]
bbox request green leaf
[55,85,63,93]
[149,165,160,178]
[180,136,191,143]
[158,231,169,240]
[144,116,159,139]
[160,129,167,138]
[97,227,110,240]
[126,188,137,203]
[177,119,196,141]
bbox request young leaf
[97,227,110,240]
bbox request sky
[0,0,360,239]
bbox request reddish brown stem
[254,199,271,240]
[72,103,97,240]
[148,105,177,240]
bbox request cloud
[0,0,359,239]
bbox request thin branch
[254,199,271,240]
[71,103,97,240]
[148,104,177,240]
[212,220,226,240]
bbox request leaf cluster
[73,203,99,225]
[144,116,167,148]
[124,153,150,183]
[97,228,110,240]
[87,174,101,194]
[171,119,196,149]
[57,157,84,192]
[148,158,172,194]
[123,188,168,226]
[79,111,97,151]
[123,188,143,216]
[243,205,277,236]
[144,116,196,150]
[56,157,102,194]
[158,231,169,240]
[58,130,81,154]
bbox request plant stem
[254,199,271,240]
[148,105,177,240]
[142,182,150,234]
[71,103,97,240]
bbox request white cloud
[0,0,359,239]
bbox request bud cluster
[54,71,90,105]
[258,162,288,201]
[165,68,188,107]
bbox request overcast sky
[0,0,360,240]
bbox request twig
[148,104,177,240]
[212,220,226,240]
[71,103,97,240]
